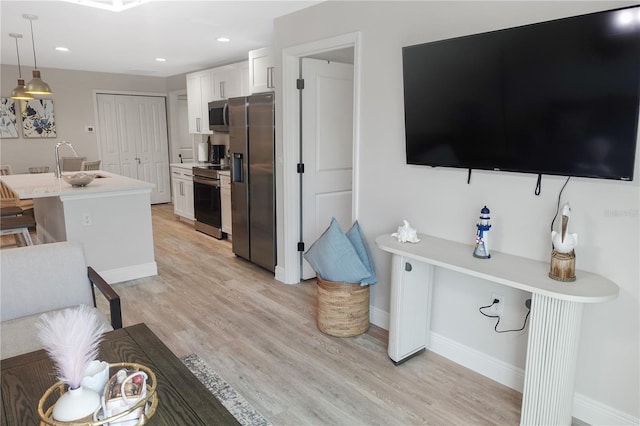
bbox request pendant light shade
[11,79,33,100]
[23,14,52,96]
[9,33,33,100]
[25,70,52,95]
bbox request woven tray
[316,276,370,337]
[38,362,158,426]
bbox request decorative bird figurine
[551,203,578,254]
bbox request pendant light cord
[28,18,38,69]
[12,35,23,79]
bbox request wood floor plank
[96,204,523,425]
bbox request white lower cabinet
[171,166,194,221]
[220,173,232,236]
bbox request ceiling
[0,0,319,78]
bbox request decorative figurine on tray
[473,206,491,259]
[549,202,578,281]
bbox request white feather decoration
[36,305,108,389]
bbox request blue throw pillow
[304,218,371,284]
[346,221,377,285]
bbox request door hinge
[297,242,305,252]
[296,78,305,90]
[297,163,305,173]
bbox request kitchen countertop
[170,162,211,168]
[171,162,231,168]
[0,171,154,199]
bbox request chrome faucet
[54,141,79,178]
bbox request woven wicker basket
[316,276,370,337]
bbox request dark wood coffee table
[1,323,239,425]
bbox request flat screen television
[402,6,640,181]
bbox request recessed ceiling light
[155,58,167,62]
[60,0,153,12]
[217,37,230,42]
[55,47,70,52]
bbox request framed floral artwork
[0,98,19,138]
[21,99,56,138]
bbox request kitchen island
[0,171,157,283]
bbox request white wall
[0,65,169,173]
[274,1,639,421]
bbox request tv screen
[403,6,640,180]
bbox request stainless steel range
[192,165,229,239]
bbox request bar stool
[0,214,35,247]
[0,206,23,217]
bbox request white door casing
[278,32,361,285]
[96,94,171,204]
[301,58,355,280]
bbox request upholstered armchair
[0,241,122,359]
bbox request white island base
[2,172,157,284]
[376,233,618,426]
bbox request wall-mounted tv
[402,6,640,181]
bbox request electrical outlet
[490,293,504,316]
[82,213,92,226]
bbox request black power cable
[479,299,531,333]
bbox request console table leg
[388,255,433,363]
[521,293,583,425]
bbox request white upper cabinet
[212,61,249,100]
[186,61,249,134]
[186,70,214,134]
[248,47,275,93]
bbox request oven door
[193,175,223,239]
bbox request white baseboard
[274,265,300,285]
[573,393,640,426]
[428,331,525,392]
[98,262,157,284]
[369,305,389,330]
[428,332,638,425]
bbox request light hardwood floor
[99,204,523,425]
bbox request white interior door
[96,94,134,176]
[301,58,354,280]
[97,94,171,204]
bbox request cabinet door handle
[220,81,225,98]
[267,67,275,89]
[405,262,412,272]
[180,181,184,196]
[196,117,201,132]
[134,157,141,164]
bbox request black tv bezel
[402,6,640,181]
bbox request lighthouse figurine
[473,206,492,259]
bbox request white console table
[376,233,618,426]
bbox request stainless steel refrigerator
[229,93,276,272]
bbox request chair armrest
[88,267,122,329]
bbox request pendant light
[23,14,52,96]
[9,33,33,100]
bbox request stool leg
[13,233,25,247]
[21,227,33,245]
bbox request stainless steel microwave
[208,100,229,132]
